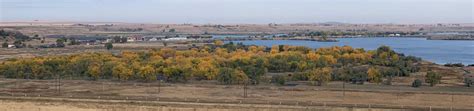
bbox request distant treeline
[0,29,32,41]
[1,29,37,48]
[284,31,422,37]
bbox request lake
[229,37,474,65]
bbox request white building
[163,37,187,41]
[149,38,159,41]
[7,45,15,48]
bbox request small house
[127,35,144,42]
[7,45,15,48]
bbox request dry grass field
[0,79,473,110]
[0,98,407,111]
[2,22,473,36]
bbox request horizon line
[1,20,473,25]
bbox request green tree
[56,38,65,48]
[2,42,7,48]
[426,71,442,86]
[271,75,286,85]
[13,40,23,48]
[242,57,267,84]
[217,67,248,85]
[169,29,176,32]
[68,38,79,45]
[412,79,422,87]
[105,42,113,50]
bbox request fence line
[0,93,472,110]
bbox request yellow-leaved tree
[214,40,224,46]
[307,67,332,86]
[306,51,321,61]
[87,62,102,80]
[270,45,280,54]
[367,67,382,83]
[112,63,133,81]
[139,65,156,81]
[193,59,218,80]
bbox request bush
[56,39,65,48]
[444,63,464,67]
[13,40,23,48]
[426,71,442,86]
[445,63,464,67]
[289,72,308,81]
[217,67,248,85]
[412,79,422,87]
[350,72,367,85]
[271,75,286,85]
[2,42,7,48]
[105,43,113,50]
[351,77,366,85]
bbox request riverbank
[427,35,474,40]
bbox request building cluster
[45,34,214,45]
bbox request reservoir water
[229,37,474,65]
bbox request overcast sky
[0,0,472,24]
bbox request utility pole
[59,74,61,95]
[342,82,345,100]
[243,81,248,98]
[56,73,61,96]
[157,80,161,95]
[451,94,454,111]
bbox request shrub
[290,72,308,81]
[444,63,464,67]
[217,67,248,85]
[2,42,7,48]
[425,71,442,86]
[307,67,332,86]
[367,67,382,83]
[271,75,286,85]
[105,43,113,50]
[412,79,422,87]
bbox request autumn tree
[162,66,188,82]
[214,40,224,47]
[0,44,422,87]
[112,63,133,81]
[217,67,248,85]
[307,67,332,86]
[367,67,382,83]
[56,38,66,48]
[87,62,102,80]
[139,65,156,81]
[192,59,219,80]
[270,45,280,54]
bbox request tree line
[0,41,422,85]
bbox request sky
[0,0,473,24]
